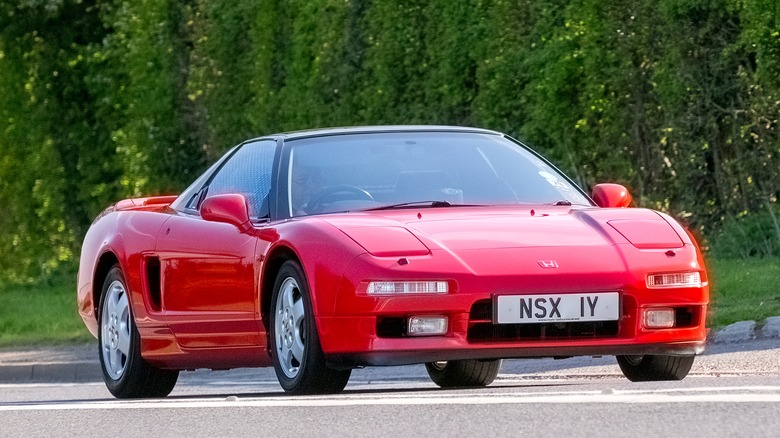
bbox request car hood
[321,206,690,281]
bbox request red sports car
[77,126,709,398]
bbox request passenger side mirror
[201,194,252,232]
[592,183,632,208]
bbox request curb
[711,316,780,344]
[0,361,102,383]
[0,343,102,384]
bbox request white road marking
[1,386,779,411]
[0,382,104,389]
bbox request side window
[206,140,275,218]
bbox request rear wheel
[425,359,502,388]
[270,260,351,394]
[98,265,178,398]
[616,354,695,381]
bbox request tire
[425,359,502,388]
[98,265,178,398]
[270,260,351,394]
[616,354,695,382]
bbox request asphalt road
[1,339,779,437]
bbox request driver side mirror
[201,194,252,232]
[592,183,632,208]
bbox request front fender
[265,219,367,317]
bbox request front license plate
[495,292,619,324]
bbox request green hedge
[1,0,779,282]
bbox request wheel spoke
[109,347,124,375]
[291,296,305,362]
[282,349,294,373]
[292,297,305,326]
[283,284,296,309]
[116,324,131,356]
[116,292,130,355]
[117,290,129,320]
[106,289,118,320]
[278,348,292,374]
[101,326,112,352]
[291,333,305,363]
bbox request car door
[156,139,277,349]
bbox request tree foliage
[1,0,779,282]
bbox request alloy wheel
[100,280,131,380]
[274,277,306,379]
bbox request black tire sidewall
[97,265,178,398]
[425,359,501,387]
[617,354,695,381]
[425,361,450,385]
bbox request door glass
[207,140,275,218]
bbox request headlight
[366,281,448,295]
[646,272,702,289]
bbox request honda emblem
[538,260,559,268]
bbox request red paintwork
[79,196,709,371]
[592,183,632,208]
[200,194,252,233]
[608,219,684,248]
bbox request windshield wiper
[366,200,453,211]
[549,200,572,206]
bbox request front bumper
[325,340,706,367]
[317,299,708,368]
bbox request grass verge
[708,257,780,328]
[0,258,778,347]
[0,280,92,348]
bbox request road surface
[1,339,779,437]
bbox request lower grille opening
[377,316,407,338]
[468,299,620,343]
[674,307,697,328]
[468,320,620,343]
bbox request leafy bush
[1,0,780,282]
[708,207,780,259]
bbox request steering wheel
[306,185,375,214]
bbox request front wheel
[425,359,502,388]
[270,260,351,394]
[98,266,178,398]
[616,355,695,381]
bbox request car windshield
[286,131,591,217]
